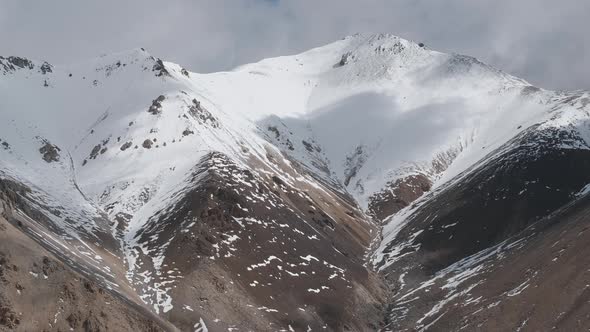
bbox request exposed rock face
[0,56,33,74]
[148,95,166,115]
[189,99,219,128]
[39,141,61,163]
[337,52,354,67]
[39,62,52,74]
[343,145,367,187]
[152,58,170,77]
[0,57,53,76]
[368,173,431,222]
[266,125,294,150]
[89,144,101,159]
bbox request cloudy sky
[1,0,588,90]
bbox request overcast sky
[1,0,588,90]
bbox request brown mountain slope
[0,200,170,332]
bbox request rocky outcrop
[148,95,165,115]
[152,58,170,77]
[188,99,219,128]
[368,173,432,222]
[39,141,61,163]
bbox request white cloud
[0,0,588,90]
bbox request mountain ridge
[2,33,590,331]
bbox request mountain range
[1,33,590,331]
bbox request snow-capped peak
[0,33,562,217]
[0,38,583,257]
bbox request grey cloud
[0,0,588,90]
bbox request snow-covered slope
[203,33,566,211]
[2,33,590,331]
[1,33,571,223]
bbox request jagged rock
[39,142,61,163]
[39,62,52,74]
[1,56,30,74]
[9,57,32,69]
[152,58,170,77]
[188,99,219,128]
[148,95,165,114]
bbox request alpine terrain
[1,33,590,331]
